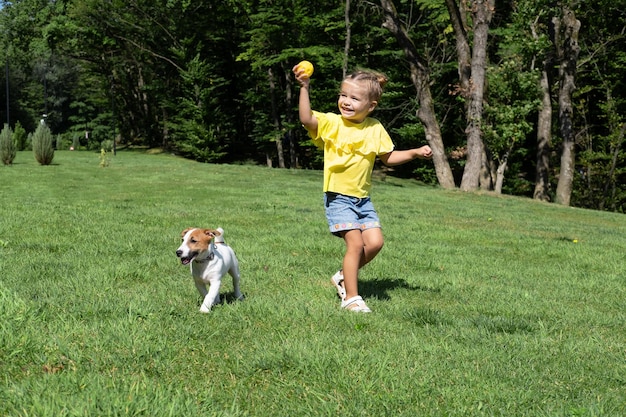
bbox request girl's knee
[365,230,384,249]
[370,240,384,256]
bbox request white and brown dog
[176,227,244,313]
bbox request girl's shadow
[359,277,441,300]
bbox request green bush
[32,123,55,165]
[101,139,114,152]
[13,121,27,151]
[0,124,16,165]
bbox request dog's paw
[199,305,211,313]
[236,293,246,301]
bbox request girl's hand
[418,145,433,159]
[293,65,311,88]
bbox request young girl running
[294,66,432,312]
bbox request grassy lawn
[1,150,624,416]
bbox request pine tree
[0,124,16,165]
[32,123,55,165]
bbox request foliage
[0,0,625,211]
[0,123,16,165]
[165,55,228,162]
[0,152,625,415]
[482,58,541,193]
[32,123,55,165]
[12,121,28,151]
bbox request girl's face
[337,80,377,124]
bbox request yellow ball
[297,60,314,78]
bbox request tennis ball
[297,60,314,78]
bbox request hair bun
[376,74,388,89]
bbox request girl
[294,66,432,312]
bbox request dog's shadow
[198,292,245,308]
[359,277,441,301]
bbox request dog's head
[175,228,222,265]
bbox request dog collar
[192,241,226,264]
[194,252,214,263]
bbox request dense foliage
[31,122,54,164]
[0,123,15,164]
[1,0,625,211]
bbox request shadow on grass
[359,277,441,300]
[196,291,245,308]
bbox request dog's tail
[214,227,225,244]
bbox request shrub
[13,121,27,151]
[99,148,110,167]
[32,123,55,165]
[101,139,114,152]
[0,124,16,165]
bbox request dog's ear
[203,229,221,238]
[181,228,194,238]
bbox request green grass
[1,150,624,416]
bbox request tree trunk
[283,64,297,168]
[533,65,553,201]
[459,0,494,191]
[480,149,493,190]
[446,0,493,191]
[379,0,455,189]
[494,143,514,194]
[554,9,581,206]
[444,0,471,95]
[531,15,553,201]
[343,0,351,78]
[494,159,507,194]
[268,67,285,168]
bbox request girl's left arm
[379,145,432,166]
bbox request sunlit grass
[1,150,624,416]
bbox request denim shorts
[324,192,381,236]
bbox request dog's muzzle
[176,250,196,265]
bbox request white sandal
[341,296,372,313]
[331,270,346,300]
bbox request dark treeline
[1,0,625,211]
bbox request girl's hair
[343,69,389,102]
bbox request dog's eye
[190,238,197,243]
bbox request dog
[176,227,244,313]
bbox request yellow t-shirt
[309,111,394,198]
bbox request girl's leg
[341,229,365,300]
[340,227,385,300]
[359,227,384,268]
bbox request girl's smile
[338,80,377,124]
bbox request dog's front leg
[199,280,221,313]
[194,280,208,298]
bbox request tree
[443,0,495,191]
[553,7,581,206]
[13,121,27,151]
[32,122,54,165]
[0,123,15,165]
[566,0,626,212]
[238,0,344,168]
[530,10,554,202]
[482,59,540,194]
[1,0,625,211]
[379,0,455,189]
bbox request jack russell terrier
[176,227,244,313]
